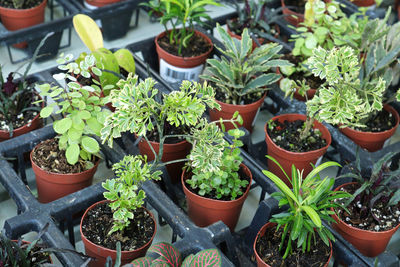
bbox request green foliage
[37,53,112,166]
[185,127,249,200]
[130,242,222,267]
[102,155,162,235]
[143,0,220,56]
[291,0,368,60]
[201,24,292,105]
[263,156,350,259]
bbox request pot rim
[0,0,47,13]
[79,199,157,255]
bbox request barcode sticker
[159,59,204,83]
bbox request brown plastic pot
[281,0,304,26]
[138,138,191,184]
[85,0,120,7]
[331,182,400,257]
[80,200,156,267]
[339,105,399,152]
[253,222,332,267]
[351,0,375,6]
[0,0,47,48]
[30,141,99,203]
[155,30,213,69]
[209,93,266,132]
[0,112,42,142]
[182,163,252,232]
[264,114,331,187]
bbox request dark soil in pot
[255,225,330,267]
[81,202,155,251]
[146,122,190,144]
[335,183,400,232]
[157,34,212,58]
[226,19,278,38]
[267,119,327,152]
[185,166,250,201]
[0,93,40,132]
[214,86,264,105]
[352,109,396,132]
[31,138,97,174]
[0,0,41,8]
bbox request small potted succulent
[100,74,220,184]
[130,242,222,266]
[33,53,112,203]
[254,157,350,266]
[143,0,219,83]
[201,24,292,132]
[332,152,400,257]
[0,0,47,48]
[80,155,160,266]
[182,126,252,232]
[306,44,400,152]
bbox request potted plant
[201,24,292,132]
[80,155,160,266]
[33,53,112,203]
[254,157,350,266]
[182,126,252,231]
[332,152,400,257]
[100,74,222,184]
[0,0,47,48]
[143,0,219,83]
[306,44,400,152]
[130,242,222,266]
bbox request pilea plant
[36,53,112,166]
[263,156,350,259]
[143,0,219,56]
[102,155,162,235]
[130,242,221,267]
[201,24,292,105]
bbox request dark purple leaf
[3,73,18,96]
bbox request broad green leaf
[301,205,321,228]
[114,48,135,73]
[82,136,100,154]
[73,14,103,52]
[66,143,80,165]
[40,106,53,118]
[54,118,72,134]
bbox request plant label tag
[159,59,203,83]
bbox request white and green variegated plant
[200,23,293,105]
[306,45,400,128]
[102,155,162,235]
[36,53,113,167]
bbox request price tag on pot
[159,59,203,83]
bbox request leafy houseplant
[130,242,222,266]
[254,157,350,266]
[182,127,252,231]
[332,152,400,257]
[201,24,292,131]
[144,0,219,82]
[32,53,112,203]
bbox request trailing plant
[102,155,162,235]
[142,0,220,56]
[36,53,112,166]
[263,156,351,259]
[130,242,221,267]
[201,24,292,105]
[306,45,400,128]
[340,152,400,225]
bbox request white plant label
[159,59,204,83]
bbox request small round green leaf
[54,118,72,134]
[66,143,80,165]
[40,106,53,118]
[82,136,100,154]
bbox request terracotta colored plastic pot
[138,138,191,184]
[0,0,47,48]
[30,142,99,203]
[0,112,42,142]
[209,94,266,132]
[155,30,213,69]
[254,222,332,267]
[351,0,375,7]
[339,105,399,152]
[85,0,120,7]
[281,0,304,26]
[332,182,400,257]
[276,67,316,102]
[264,114,331,187]
[182,163,252,232]
[80,200,156,267]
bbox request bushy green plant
[263,156,350,259]
[143,0,220,56]
[185,127,249,200]
[36,53,112,166]
[201,24,292,105]
[102,155,162,235]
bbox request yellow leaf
[73,14,103,52]
[114,49,135,74]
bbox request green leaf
[291,213,303,240]
[68,128,82,141]
[40,106,53,118]
[82,136,100,154]
[66,143,80,165]
[54,118,72,134]
[301,206,321,228]
[262,169,299,205]
[78,110,91,120]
